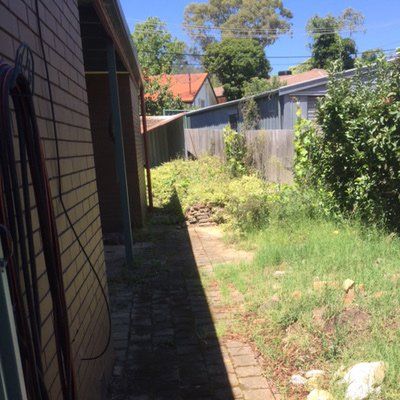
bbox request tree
[132,17,187,75]
[203,38,271,100]
[242,76,282,96]
[306,8,364,70]
[145,77,185,115]
[184,0,292,50]
[361,48,385,63]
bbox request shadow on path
[107,194,236,400]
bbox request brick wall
[0,0,113,398]
[86,74,147,232]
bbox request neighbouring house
[150,73,218,109]
[0,1,148,399]
[141,113,186,167]
[214,86,227,103]
[275,68,328,86]
[186,68,349,131]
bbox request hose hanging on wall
[0,45,76,400]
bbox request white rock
[307,389,334,400]
[342,361,386,400]
[290,374,307,386]
[343,279,355,292]
[273,270,286,277]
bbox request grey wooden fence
[184,128,294,183]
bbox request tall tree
[306,8,364,70]
[203,38,271,100]
[132,17,187,75]
[184,0,293,50]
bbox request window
[229,114,238,131]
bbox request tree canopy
[203,38,271,100]
[184,0,293,50]
[306,8,364,70]
[144,77,185,115]
[242,76,282,96]
[132,17,187,75]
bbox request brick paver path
[107,224,278,400]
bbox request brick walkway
[106,224,278,400]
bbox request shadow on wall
[107,190,235,399]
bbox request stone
[290,374,307,386]
[292,290,302,299]
[343,279,355,292]
[307,389,334,400]
[341,361,386,400]
[273,270,286,277]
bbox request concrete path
[106,225,278,400]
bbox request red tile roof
[148,73,209,103]
[277,69,328,86]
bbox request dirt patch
[325,307,371,334]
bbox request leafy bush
[151,157,290,232]
[223,126,247,177]
[294,56,400,229]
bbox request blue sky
[120,0,400,73]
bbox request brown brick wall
[86,73,147,232]
[0,0,113,398]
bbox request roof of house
[148,73,209,103]
[141,112,186,133]
[277,69,328,86]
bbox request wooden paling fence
[184,128,294,184]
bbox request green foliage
[132,17,187,75]
[203,38,271,100]
[151,157,283,233]
[242,76,282,96]
[184,0,292,50]
[294,56,400,230]
[306,8,364,70]
[223,126,247,177]
[290,58,314,74]
[144,77,185,115]
[239,97,260,131]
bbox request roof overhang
[78,0,144,86]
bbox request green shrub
[151,157,295,232]
[294,55,400,230]
[223,126,247,177]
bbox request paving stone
[236,365,263,378]
[107,224,274,400]
[243,389,275,400]
[239,376,269,390]
[232,354,258,367]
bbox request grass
[152,157,400,398]
[214,217,400,398]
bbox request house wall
[187,93,312,131]
[193,78,218,108]
[86,74,147,232]
[0,1,113,399]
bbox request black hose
[0,61,77,399]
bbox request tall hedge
[295,55,400,229]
